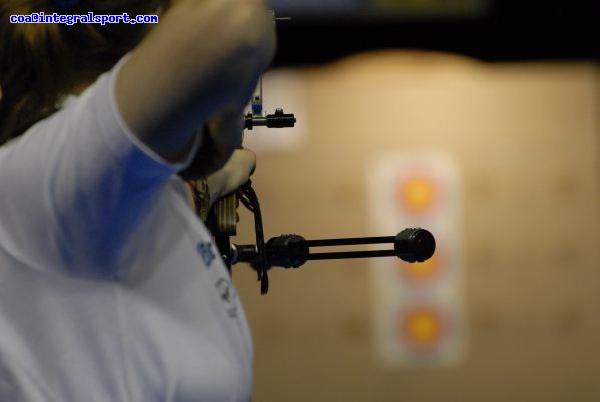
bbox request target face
[396,174,440,215]
[369,151,463,367]
[399,306,445,352]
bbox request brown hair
[0,0,163,144]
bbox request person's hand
[178,105,245,179]
[204,105,245,167]
[205,148,256,206]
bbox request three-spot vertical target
[368,151,465,367]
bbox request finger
[240,149,256,170]
[230,149,256,175]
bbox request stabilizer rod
[233,228,435,269]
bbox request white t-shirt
[0,58,253,401]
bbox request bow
[191,15,436,294]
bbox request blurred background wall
[232,1,599,401]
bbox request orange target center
[402,308,442,347]
[398,177,437,213]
